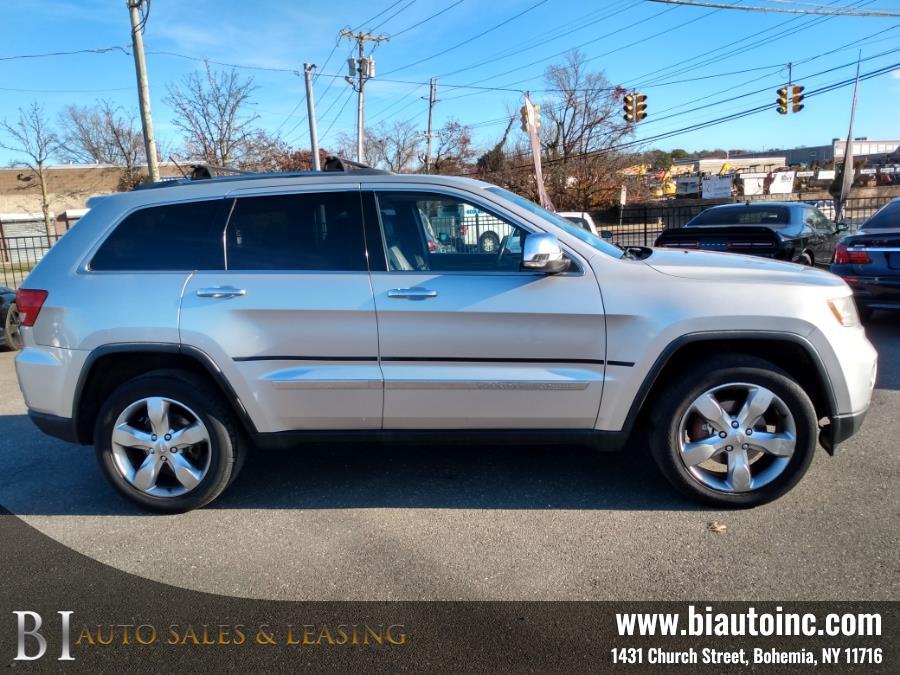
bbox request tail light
[834,243,870,265]
[664,241,698,248]
[427,240,437,253]
[15,289,48,327]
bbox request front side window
[91,199,224,271]
[375,191,527,272]
[226,191,367,271]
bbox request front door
[367,188,607,429]
[180,186,382,432]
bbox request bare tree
[539,50,634,210]
[431,119,476,175]
[0,102,60,239]
[58,100,147,189]
[165,62,261,168]
[365,120,422,172]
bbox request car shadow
[0,413,703,515]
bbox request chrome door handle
[196,287,246,299]
[387,287,438,300]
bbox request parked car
[558,211,599,235]
[15,168,876,512]
[1,286,21,350]
[655,202,846,266]
[830,197,900,321]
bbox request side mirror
[521,233,570,274]
[835,222,848,233]
[600,230,613,239]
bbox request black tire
[3,302,23,351]
[94,369,246,512]
[649,355,818,508]
[797,252,813,266]
[478,231,500,253]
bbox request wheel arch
[73,343,256,445]
[624,332,837,437]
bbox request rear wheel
[649,355,817,507]
[94,370,245,512]
[3,302,23,350]
[797,252,813,266]
[478,231,500,253]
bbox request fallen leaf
[707,521,727,534]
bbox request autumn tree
[365,119,422,172]
[0,102,60,239]
[165,62,262,168]
[58,100,147,189]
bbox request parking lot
[0,315,897,602]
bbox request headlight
[827,296,860,327]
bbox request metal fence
[594,195,895,248]
[0,234,60,289]
[429,213,516,253]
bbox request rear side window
[226,192,367,271]
[690,206,790,226]
[91,200,224,271]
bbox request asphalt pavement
[0,315,897,601]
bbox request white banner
[768,171,796,194]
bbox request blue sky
[0,0,898,164]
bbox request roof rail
[133,156,391,191]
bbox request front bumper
[819,407,868,455]
[28,410,81,444]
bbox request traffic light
[634,94,647,121]
[791,84,805,113]
[624,93,647,123]
[520,105,528,132]
[776,87,789,115]
[532,104,541,129]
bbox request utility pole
[340,30,388,163]
[126,0,160,182]
[303,63,321,171]
[423,78,438,174]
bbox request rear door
[179,185,382,432]
[366,186,607,430]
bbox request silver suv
[14,170,877,511]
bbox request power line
[465,60,898,174]
[353,0,407,31]
[370,0,418,32]
[0,45,129,62]
[389,0,467,38]
[381,0,552,76]
[645,0,900,16]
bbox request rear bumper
[831,272,900,310]
[819,407,868,455]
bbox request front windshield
[485,186,624,258]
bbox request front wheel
[94,370,245,512]
[649,356,817,507]
[478,231,500,253]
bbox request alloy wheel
[677,382,796,493]
[110,396,212,497]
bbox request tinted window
[91,200,223,271]
[690,206,790,226]
[226,192,367,271]
[862,200,900,230]
[376,191,526,272]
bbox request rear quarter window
[91,200,224,271]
